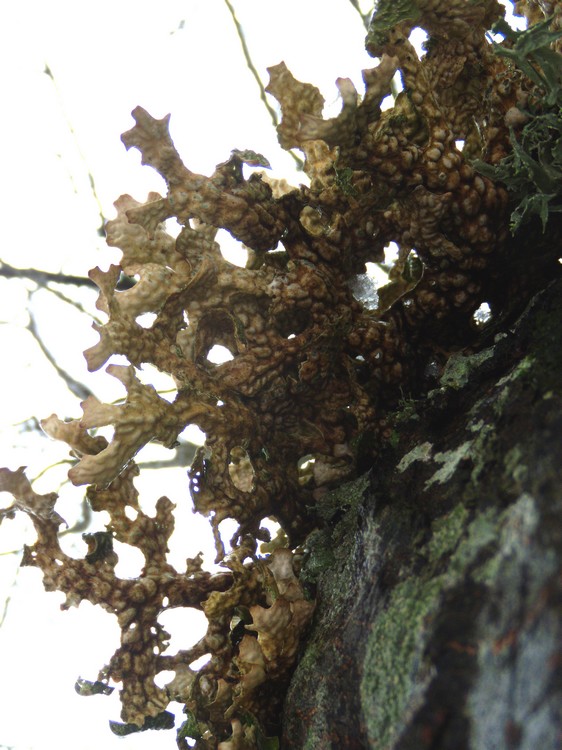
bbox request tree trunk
[282,278,562,749]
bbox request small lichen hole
[298,454,316,485]
[409,27,429,58]
[381,73,404,111]
[207,344,234,364]
[384,241,400,266]
[124,506,138,521]
[258,516,286,552]
[136,312,157,329]
[228,447,254,493]
[165,217,182,238]
[180,423,206,448]
[190,653,211,670]
[261,516,281,537]
[216,228,248,267]
[350,271,379,311]
[154,670,176,688]
[473,301,492,327]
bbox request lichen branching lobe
[1,1,561,747]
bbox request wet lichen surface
[1,1,562,748]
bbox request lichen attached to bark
[1,1,561,747]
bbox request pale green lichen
[425,442,474,489]
[396,441,433,473]
[492,356,534,414]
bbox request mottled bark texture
[283,277,562,750]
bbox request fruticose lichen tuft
[1,1,562,747]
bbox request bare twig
[0,260,95,289]
[44,63,107,236]
[0,260,135,291]
[348,0,372,31]
[0,553,22,629]
[223,0,304,170]
[42,284,103,325]
[26,306,93,401]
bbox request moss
[425,502,469,561]
[315,473,371,554]
[527,305,562,391]
[315,474,370,523]
[503,444,529,489]
[473,18,562,233]
[360,500,504,746]
[299,529,335,589]
[361,574,444,747]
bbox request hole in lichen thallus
[216,228,248,267]
[206,344,234,364]
[472,302,492,327]
[194,309,241,364]
[298,454,316,486]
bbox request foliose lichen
[1,1,561,747]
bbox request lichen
[396,440,433,472]
[1,2,562,747]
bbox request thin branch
[0,553,22,629]
[26,307,93,401]
[348,0,372,31]
[42,283,103,326]
[44,63,107,236]
[223,0,304,171]
[32,457,74,483]
[0,260,96,289]
[0,260,135,291]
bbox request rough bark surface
[282,278,562,749]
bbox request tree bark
[282,278,562,749]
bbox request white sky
[0,1,522,748]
